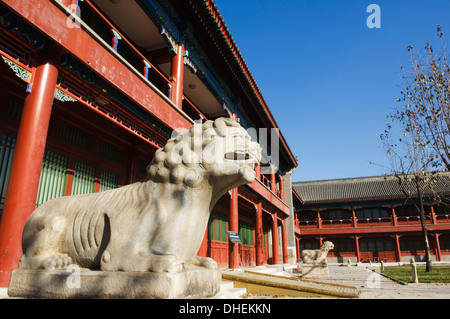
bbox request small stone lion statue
[301,241,334,265]
[19,118,261,273]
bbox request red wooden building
[293,174,450,263]
[0,0,298,287]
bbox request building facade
[0,0,298,287]
[293,174,450,263]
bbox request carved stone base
[8,266,220,299]
[301,263,330,279]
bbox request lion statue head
[146,117,261,203]
[321,241,334,252]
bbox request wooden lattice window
[35,149,70,207]
[0,133,16,211]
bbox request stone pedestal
[301,263,330,279]
[8,266,220,299]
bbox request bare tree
[394,25,450,171]
[382,114,434,272]
[380,25,450,272]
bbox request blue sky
[213,0,450,182]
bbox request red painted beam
[2,0,191,131]
[248,179,290,215]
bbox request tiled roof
[293,173,450,203]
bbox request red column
[270,164,276,193]
[229,188,239,269]
[351,209,357,227]
[0,56,58,287]
[255,201,263,266]
[434,234,442,261]
[170,44,185,108]
[394,234,402,262]
[271,214,280,265]
[64,158,75,196]
[355,236,361,262]
[317,210,322,229]
[281,220,288,264]
[255,163,261,182]
[125,146,139,185]
[429,206,437,224]
[391,207,398,226]
[279,175,285,201]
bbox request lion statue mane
[19,118,261,273]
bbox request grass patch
[381,266,450,283]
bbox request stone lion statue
[301,241,334,265]
[19,118,261,273]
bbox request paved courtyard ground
[312,263,450,299]
[1,263,449,299]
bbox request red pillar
[279,175,285,201]
[197,228,208,258]
[255,201,263,266]
[355,236,361,262]
[0,55,58,287]
[64,159,75,196]
[255,163,261,182]
[229,188,239,269]
[281,220,288,264]
[170,44,185,108]
[391,207,398,226]
[296,237,300,262]
[429,206,437,224]
[351,209,357,227]
[271,214,280,265]
[434,234,442,261]
[317,210,322,229]
[270,164,276,193]
[394,234,402,262]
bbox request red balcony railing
[437,214,450,224]
[296,220,317,228]
[396,215,432,226]
[73,0,206,122]
[321,219,353,228]
[357,217,393,227]
[295,213,450,231]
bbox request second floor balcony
[62,0,228,125]
[295,205,450,232]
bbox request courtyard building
[293,174,450,263]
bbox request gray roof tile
[293,173,450,203]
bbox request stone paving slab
[313,264,450,299]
